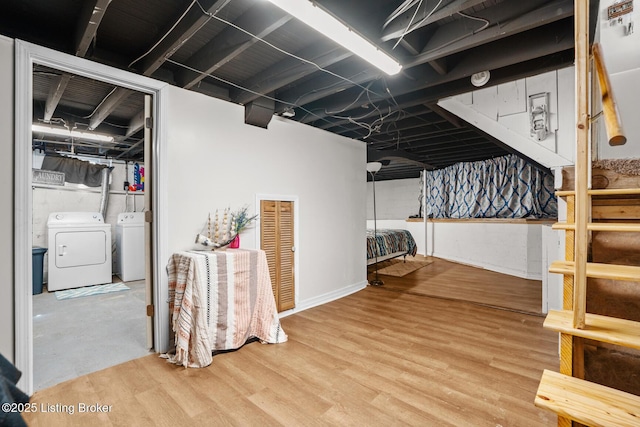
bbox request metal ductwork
[244,98,275,129]
[99,167,111,218]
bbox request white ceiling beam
[88,87,134,130]
[126,110,145,138]
[43,74,72,123]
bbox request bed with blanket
[367,229,418,265]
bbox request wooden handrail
[574,0,589,330]
[592,43,627,146]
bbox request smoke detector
[471,70,490,87]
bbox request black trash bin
[32,247,47,295]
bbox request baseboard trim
[279,280,368,318]
[433,253,542,281]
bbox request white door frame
[255,194,299,316]
[14,40,170,394]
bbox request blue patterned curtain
[425,154,557,218]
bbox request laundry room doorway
[15,40,170,395]
[30,68,152,391]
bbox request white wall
[0,35,14,362]
[366,177,422,220]
[366,194,551,278]
[31,157,145,280]
[542,224,563,313]
[439,68,575,169]
[426,220,550,280]
[3,37,366,368]
[440,4,640,163]
[366,177,426,255]
[366,195,548,280]
[364,170,549,279]
[165,86,367,306]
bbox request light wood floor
[369,255,544,315]
[24,258,559,426]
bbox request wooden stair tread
[543,310,640,350]
[552,222,640,232]
[549,260,640,281]
[535,370,640,427]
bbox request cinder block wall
[367,177,421,220]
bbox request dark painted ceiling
[2,0,598,180]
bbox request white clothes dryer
[115,212,145,282]
[47,212,112,291]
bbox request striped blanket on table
[367,229,418,260]
[167,249,287,368]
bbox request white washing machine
[47,212,112,291]
[115,212,145,282]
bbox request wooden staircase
[537,370,640,427]
[535,188,640,427]
[533,3,640,426]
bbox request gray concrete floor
[32,279,152,391]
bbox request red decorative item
[229,235,240,249]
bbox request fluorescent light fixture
[266,0,402,75]
[32,124,114,143]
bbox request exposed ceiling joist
[177,3,292,89]
[232,40,352,105]
[366,126,473,145]
[16,0,590,179]
[138,0,233,76]
[368,148,435,170]
[89,87,135,130]
[44,74,72,122]
[115,139,144,160]
[426,102,465,128]
[320,105,436,132]
[317,79,489,134]
[43,0,112,122]
[126,110,145,138]
[85,0,237,130]
[428,58,447,75]
[75,0,112,56]
[382,0,488,41]
[275,59,383,114]
[301,19,574,124]
[406,0,574,68]
[398,38,419,56]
